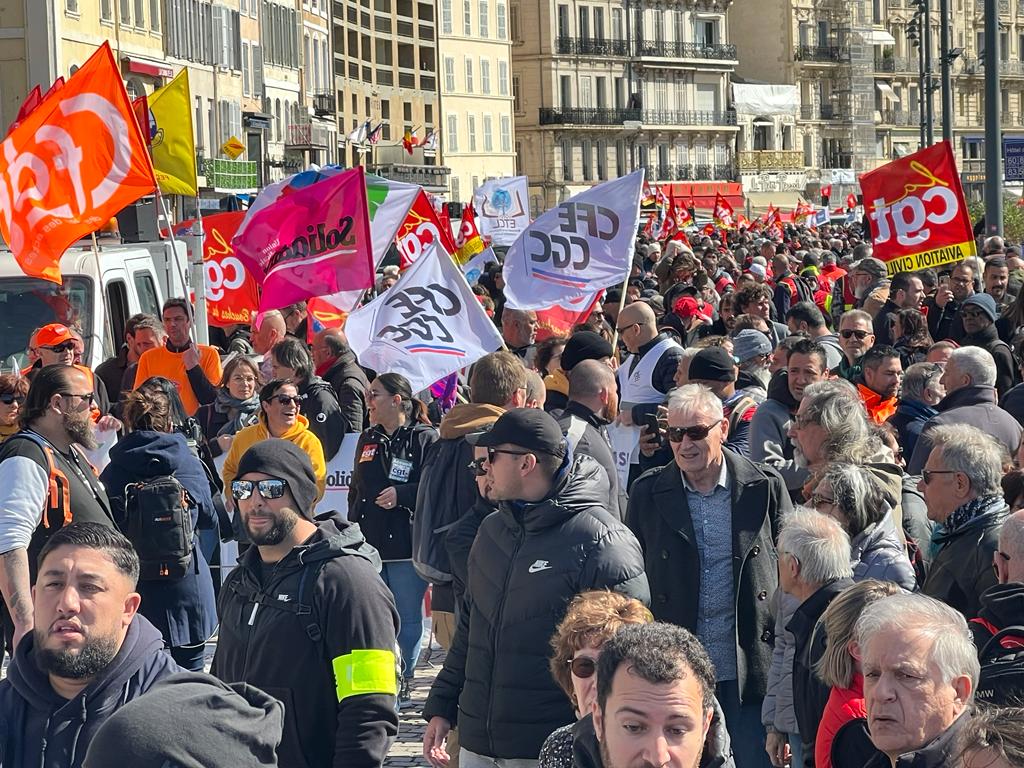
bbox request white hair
[666,384,724,423]
[949,346,997,388]
[854,593,980,699]
[928,423,1006,497]
[778,508,853,585]
[1000,509,1024,561]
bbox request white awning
[745,191,805,213]
[876,82,900,103]
[732,84,800,116]
[864,29,897,45]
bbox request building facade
[512,0,740,212]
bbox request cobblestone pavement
[390,629,446,767]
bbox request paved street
[389,627,445,767]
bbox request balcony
[313,92,335,117]
[880,109,921,126]
[795,44,850,63]
[737,150,805,172]
[643,164,736,181]
[822,152,854,169]
[800,104,849,121]
[554,36,630,56]
[540,107,641,125]
[367,163,451,189]
[632,39,737,60]
[1001,60,1024,76]
[642,109,737,126]
[285,121,331,149]
[198,156,258,191]
[874,55,916,73]
[1003,111,1022,126]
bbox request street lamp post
[985,0,1003,234]
[908,14,925,146]
[939,0,953,142]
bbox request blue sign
[1004,138,1024,181]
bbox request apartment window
[582,140,592,179]
[66,0,79,12]
[580,76,592,108]
[562,139,572,180]
[101,0,112,20]
[134,0,144,27]
[465,58,474,92]
[612,8,622,40]
[242,42,251,95]
[447,114,459,151]
[479,0,489,36]
[594,8,604,39]
[596,140,607,179]
[696,19,716,46]
[483,114,493,151]
[615,139,625,176]
[442,0,452,33]
[464,0,472,35]
[304,36,311,89]
[513,74,522,112]
[510,2,520,40]
[149,0,159,29]
[653,10,664,43]
[1002,32,1010,60]
[500,115,511,152]
[468,114,477,151]
[497,2,507,38]
[313,40,321,91]
[560,75,571,108]
[498,60,509,95]
[481,59,491,93]
[444,56,456,90]
[120,0,130,24]
[595,76,606,108]
[557,5,569,38]
[195,96,204,150]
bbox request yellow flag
[149,69,197,196]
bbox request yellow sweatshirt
[221,414,327,502]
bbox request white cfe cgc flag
[345,242,505,393]
[502,170,644,311]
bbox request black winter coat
[626,449,790,703]
[299,375,346,461]
[348,422,439,560]
[322,351,370,434]
[423,452,650,760]
[212,513,399,768]
[960,324,1019,398]
[923,503,1007,618]
[446,496,494,609]
[970,581,1024,649]
[863,711,969,768]
[557,401,626,521]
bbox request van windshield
[0,276,93,371]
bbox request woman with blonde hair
[814,579,904,768]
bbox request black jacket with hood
[423,450,650,760]
[0,614,179,768]
[970,581,1024,649]
[298,375,346,461]
[211,512,399,768]
[321,350,370,435]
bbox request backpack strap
[980,625,1024,658]
[565,416,587,453]
[5,432,72,528]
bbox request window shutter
[252,44,264,97]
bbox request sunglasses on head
[0,394,23,405]
[568,656,597,679]
[269,394,305,406]
[667,424,714,442]
[46,342,77,354]
[231,478,289,500]
[468,457,489,477]
[840,329,870,340]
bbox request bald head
[253,310,286,355]
[569,358,616,399]
[999,510,1024,583]
[312,327,351,368]
[618,301,657,352]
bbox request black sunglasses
[231,479,289,500]
[568,656,597,679]
[487,448,532,463]
[268,394,306,407]
[45,342,77,354]
[0,394,23,405]
[468,457,489,477]
[921,469,957,485]
[667,424,714,442]
[840,329,870,340]
[60,391,95,406]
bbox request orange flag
[0,42,156,283]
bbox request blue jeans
[381,560,428,680]
[716,680,772,768]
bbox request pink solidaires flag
[233,166,374,313]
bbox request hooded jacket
[850,513,917,590]
[299,375,346,461]
[423,451,650,760]
[907,385,1023,474]
[749,370,809,494]
[212,513,400,768]
[412,402,504,614]
[222,414,327,500]
[889,398,938,461]
[100,431,218,648]
[970,581,1024,650]
[0,614,179,768]
[761,590,800,736]
[321,351,370,435]
[557,400,625,520]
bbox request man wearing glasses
[213,438,400,768]
[958,292,1019,398]
[423,408,648,768]
[833,309,875,383]
[918,422,1009,618]
[970,508,1024,650]
[627,383,791,768]
[0,365,115,659]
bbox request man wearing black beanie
[212,439,400,768]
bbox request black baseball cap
[688,346,738,383]
[468,408,566,458]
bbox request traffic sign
[221,136,245,159]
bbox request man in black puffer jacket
[422,409,649,767]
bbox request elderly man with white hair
[775,509,854,768]
[627,383,791,768]
[856,593,978,768]
[907,346,1022,474]
[970,508,1024,650]
[918,423,1009,618]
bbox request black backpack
[976,625,1024,706]
[122,476,196,580]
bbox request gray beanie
[83,672,283,767]
[236,438,319,516]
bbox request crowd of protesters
[2,221,1024,768]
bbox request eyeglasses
[468,457,489,477]
[231,479,289,500]
[810,493,836,509]
[0,394,23,405]
[45,342,77,354]
[921,469,958,484]
[268,394,305,407]
[840,329,871,340]
[568,656,598,679]
[666,424,714,442]
[60,391,95,406]
[487,448,532,463]
[615,322,639,334]
[993,550,1012,577]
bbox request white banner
[812,207,831,227]
[316,433,358,518]
[604,422,636,489]
[473,176,531,247]
[502,170,644,311]
[345,244,505,393]
[462,245,496,284]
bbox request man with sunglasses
[834,309,875,383]
[0,365,114,658]
[213,438,400,768]
[22,324,112,421]
[917,423,1009,618]
[423,408,648,768]
[958,292,1019,398]
[969,508,1024,652]
[627,383,790,768]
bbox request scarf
[943,494,1006,538]
[0,423,18,442]
[214,389,260,437]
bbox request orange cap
[32,323,75,348]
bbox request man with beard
[0,366,115,658]
[0,522,178,767]
[213,439,400,768]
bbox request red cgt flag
[0,43,155,283]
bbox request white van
[0,240,188,371]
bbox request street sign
[221,136,245,159]
[1004,137,1024,181]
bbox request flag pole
[609,267,632,351]
[155,188,201,345]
